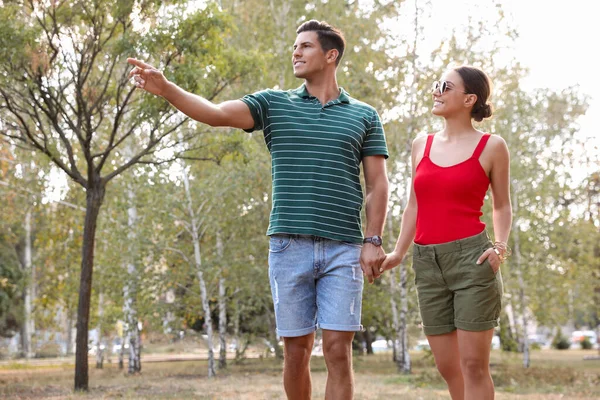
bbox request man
[128,19,388,400]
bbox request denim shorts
[412,230,503,336]
[268,234,364,337]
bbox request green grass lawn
[0,349,598,399]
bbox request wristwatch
[363,236,383,246]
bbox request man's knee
[284,335,313,366]
[322,334,352,366]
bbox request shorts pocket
[269,235,293,253]
[412,253,435,286]
[481,247,498,276]
[482,257,497,276]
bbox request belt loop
[415,245,420,257]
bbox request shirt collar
[294,84,350,104]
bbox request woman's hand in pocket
[476,248,501,273]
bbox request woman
[381,65,511,400]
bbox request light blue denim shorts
[268,234,364,337]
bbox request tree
[0,183,23,338]
[0,0,258,390]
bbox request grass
[0,349,598,399]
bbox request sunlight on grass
[0,350,598,399]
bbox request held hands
[360,244,386,284]
[378,250,405,275]
[127,58,169,97]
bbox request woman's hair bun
[472,102,493,122]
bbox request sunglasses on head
[432,80,468,95]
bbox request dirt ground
[1,350,598,399]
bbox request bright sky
[405,0,599,181]
[505,0,599,178]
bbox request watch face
[363,236,383,246]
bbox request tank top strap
[471,133,491,159]
[423,134,435,158]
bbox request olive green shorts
[412,230,503,336]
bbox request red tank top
[414,133,491,245]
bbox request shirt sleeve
[240,89,272,133]
[361,109,389,159]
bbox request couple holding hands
[129,19,511,400]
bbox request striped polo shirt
[241,84,388,243]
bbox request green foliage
[0,0,596,376]
[580,337,592,350]
[498,314,519,353]
[551,328,571,350]
[0,233,23,338]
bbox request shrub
[498,315,519,352]
[551,328,571,350]
[530,342,542,350]
[580,337,593,350]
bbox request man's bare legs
[282,330,355,400]
[322,330,355,400]
[283,333,315,400]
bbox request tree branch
[165,247,191,265]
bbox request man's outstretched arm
[127,58,254,130]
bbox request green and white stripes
[241,84,388,243]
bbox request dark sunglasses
[432,80,468,95]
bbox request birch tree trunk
[118,330,125,370]
[511,186,530,368]
[387,216,401,362]
[388,213,411,373]
[398,257,411,373]
[217,231,227,369]
[66,311,74,357]
[124,183,141,374]
[181,163,216,377]
[22,209,35,359]
[232,293,249,361]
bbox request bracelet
[493,247,505,263]
[493,241,512,263]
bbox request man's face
[292,31,329,79]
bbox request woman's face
[431,70,473,118]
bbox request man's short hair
[296,20,346,66]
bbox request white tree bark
[181,162,216,377]
[511,186,530,368]
[398,258,411,373]
[66,311,74,356]
[217,230,227,369]
[387,216,400,360]
[124,183,141,374]
[22,209,35,359]
[387,204,410,373]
